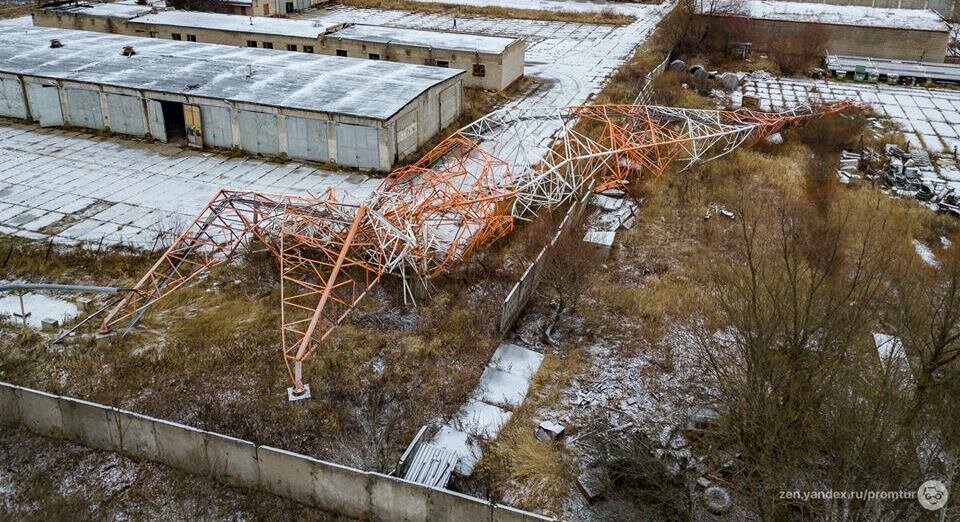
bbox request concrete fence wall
[499,191,592,334]
[0,382,552,522]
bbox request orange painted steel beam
[96,101,865,394]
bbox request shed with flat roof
[698,0,950,62]
[0,24,464,170]
[33,5,525,90]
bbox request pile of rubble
[581,190,641,250]
[837,144,960,216]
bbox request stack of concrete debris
[836,150,862,185]
[582,190,641,250]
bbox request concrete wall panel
[439,84,460,129]
[16,387,62,438]
[105,92,146,136]
[258,446,317,505]
[313,460,371,519]
[154,418,209,475]
[114,413,160,461]
[0,76,27,120]
[25,82,63,127]
[285,116,329,162]
[369,473,429,521]
[64,87,105,130]
[238,109,280,155]
[204,432,260,489]
[199,104,234,149]
[0,384,19,427]
[60,397,115,451]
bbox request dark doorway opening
[285,2,294,13]
[160,100,186,141]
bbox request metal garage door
[105,93,146,136]
[199,105,233,149]
[0,77,27,119]
[285,116,328,162]
[336,123,379,169]
[64,88,104,130]
[238,110,280,155]
[25,83,63,127]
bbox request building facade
[0,24,465,171]
[33,5,525,90]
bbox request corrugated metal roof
[0,24,463,121]
[402,442,459,488]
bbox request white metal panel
[0,76,27,120]
[285,116,328,162]
[199,104,232,149]
[25,83,63,127]
[64,88,105,130]
[105,93,146,136]
[145,99,166,141]
[336,122,379,169]
[237,110,280,156]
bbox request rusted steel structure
[98,101,862,396]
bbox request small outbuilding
[0,24,465,171]
[700,0,950,62]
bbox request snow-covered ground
[742,77,960,154]
[0,292,78,328]
[0,121,377,247]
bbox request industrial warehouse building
[0,25,464,171]
[33,3,525,90]
[700,0,951,62]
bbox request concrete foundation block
[16,387,63,438]
[313,461,371,519]
[112,412,160,461]
[204,431,259,489]
[258,446,317,505]
[0,383,20,426]
[369,472,429,522]
[155,418,208,476]
[60,397,115,450]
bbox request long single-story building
[0,24,465,171]
[33,3,525,90]
[700,0,950,62]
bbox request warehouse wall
[0,382,554,522]
[704,15,950,62]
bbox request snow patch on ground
[913,239,939,267]
[0,292,78,328]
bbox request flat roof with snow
[0,24,463,121]
[329,24,517,54]
[708,0,949,32]
[130,10,342,38]
[42,1,154,18]
[129,11,517,54]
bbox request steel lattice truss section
[99,101,862,393]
